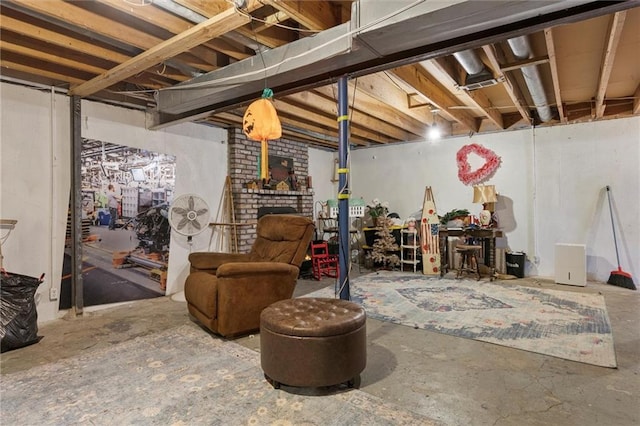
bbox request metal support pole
[70,96,83,315]
[337,76,350,300]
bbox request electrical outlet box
[49,287,59,300]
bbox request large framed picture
[269,155,294,182]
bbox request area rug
[1,325,436,425]
[306,271,616,368]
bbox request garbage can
[505,252,526,278]
[98,210,111,226]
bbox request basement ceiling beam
[0,15,130,64]
[285,89,415,142]
[249,11,290,33]
[263,0,340,30]
[69,7,251,97]
[211,112,342,149]
[153,0,636,128]
[1,40,107,76]
[391,64,479,133]
[97,0,250,61]
[11,0,217,71]
[482,43,532,125]
[312,83,429,138]
[499,55,550,73]
[428,57,504,129]
[0,59,85,85]
[595,10,627,118]
[355,74,434,126]
[176,0,294,49]
[544,27,565,123]
[274,99,381,145]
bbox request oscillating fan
[168,194,211,238]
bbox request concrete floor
[1,270,638,426]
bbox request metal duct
[453,49,484,75]
[452,49,498,90]
[507,36,553,122]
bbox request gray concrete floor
[1,269,638,426]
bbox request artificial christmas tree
[371,217,400,269]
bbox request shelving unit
[401,229,420,272]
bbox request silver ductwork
[507,36,554,122]
[453,49,484,75]
[452,49,498,90]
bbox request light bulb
[428,126,441,140]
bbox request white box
[555,243,586,286]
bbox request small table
[439,227,503,280]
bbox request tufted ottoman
[260,297,366,389]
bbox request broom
[605,186,636,290]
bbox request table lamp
[472,185,498,227]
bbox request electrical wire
[160,0,427,92]
[123,0,152,6]
[229,1,322,34]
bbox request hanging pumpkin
[243,88,282,181]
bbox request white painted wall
[350,117,639,282]
[308,147,338,221]
[2,81,637,325]
[1,83,70,323]
[1,82,227,323]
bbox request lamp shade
[473,185,498,204]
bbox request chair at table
[310,241,339,280]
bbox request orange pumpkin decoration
[243,88,282,180]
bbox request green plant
[366,198,389,218]
[439,208,470,225]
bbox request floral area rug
[1,324,436,426]
[306,271,616,368]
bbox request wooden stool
[455,245,482,280]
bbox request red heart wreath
[456,143,501,185]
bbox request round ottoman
[260,297,366,388]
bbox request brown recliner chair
[184,214,315,338]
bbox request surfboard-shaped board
[420,186,440,275]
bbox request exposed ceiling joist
[544,27,565,123]
[2,0,639,149]
[482,44,532,126]
[69,7,251,97]
[428,57,504,129]
[391,64,479,133]
[263,0,339,30]
[595,10,627,118]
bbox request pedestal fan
[167,194,211,301]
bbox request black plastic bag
[1,271,44,352]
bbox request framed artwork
[269,155,294,182]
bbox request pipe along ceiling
[452,35,553,123]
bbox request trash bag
[1,271,44,352]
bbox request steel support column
[70,96,83,315]
[337,76,350,301]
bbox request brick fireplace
[228,128,314,252]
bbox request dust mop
[605,186,636,290]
